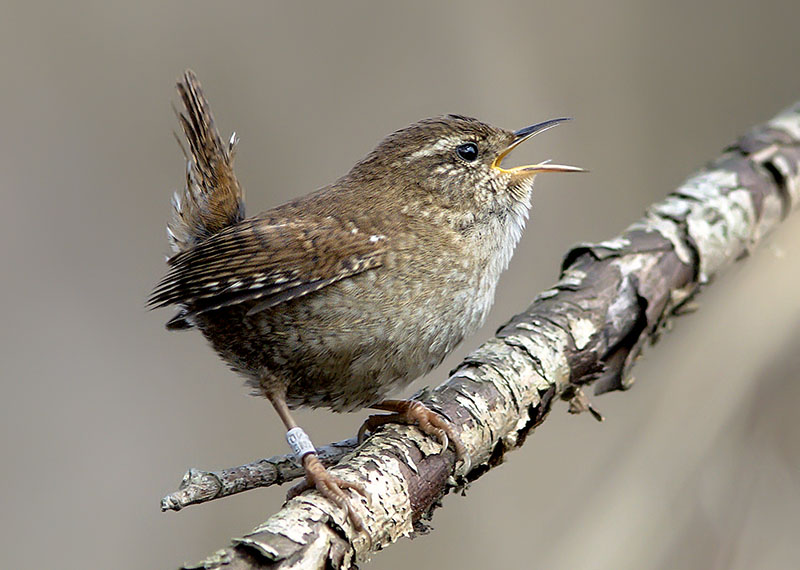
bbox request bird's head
[353,114,583,216]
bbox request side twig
[162,439,358,511]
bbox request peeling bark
[175,103,800,570]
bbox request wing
[148,214,386,318]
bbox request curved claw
[361,400,471,476]
[287,453,369,533]
[357,419,371,445]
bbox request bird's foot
[358,399,470,471]
[287,452,368,532]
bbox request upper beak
[492,117,586,175]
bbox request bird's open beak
[492,117,586,175]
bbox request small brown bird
[150,71,582,530]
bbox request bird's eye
[455,142,479,162]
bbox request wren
[150,70,583,531]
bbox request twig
[162,438,358,511]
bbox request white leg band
[286,427,316,458]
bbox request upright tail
[167,70,245,253]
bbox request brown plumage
[167,70,244,253]
[151,214,386,318]
[149,70,582,531]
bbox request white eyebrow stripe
[406,136,464,161]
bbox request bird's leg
[265,387,367,532]
[358,399,469,468]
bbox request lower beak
[492,117,586,175]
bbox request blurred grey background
[2,1,799,568]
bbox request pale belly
[196,264,497,412]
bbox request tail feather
[167,70,245,253]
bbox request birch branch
[176,102,800,570]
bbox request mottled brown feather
[167,70,245,252]
[149,214,386,317]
